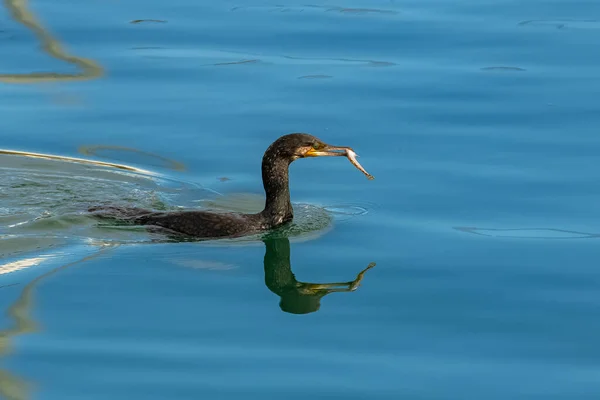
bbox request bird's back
[88,206,262,239]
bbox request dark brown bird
[88,133,373,239]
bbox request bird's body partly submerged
[88,205,266,238]
[88,133,373,239]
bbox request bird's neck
[260,155,293,227]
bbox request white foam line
[0,149,157,176]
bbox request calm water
[1,0,600,398]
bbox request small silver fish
[346,149,374,180]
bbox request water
[1,0,600,398]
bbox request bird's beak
[304,145,351,158]
[305,144,374,180]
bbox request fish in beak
[305,144,374,180]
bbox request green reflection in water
[263,235,375,314]
[0,0,103,83]
[0,246,115,400]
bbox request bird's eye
[312,142,324,150]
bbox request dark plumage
[88,133,367,239]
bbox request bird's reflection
[262,235,375,314]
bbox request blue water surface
[1,0,600,399]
